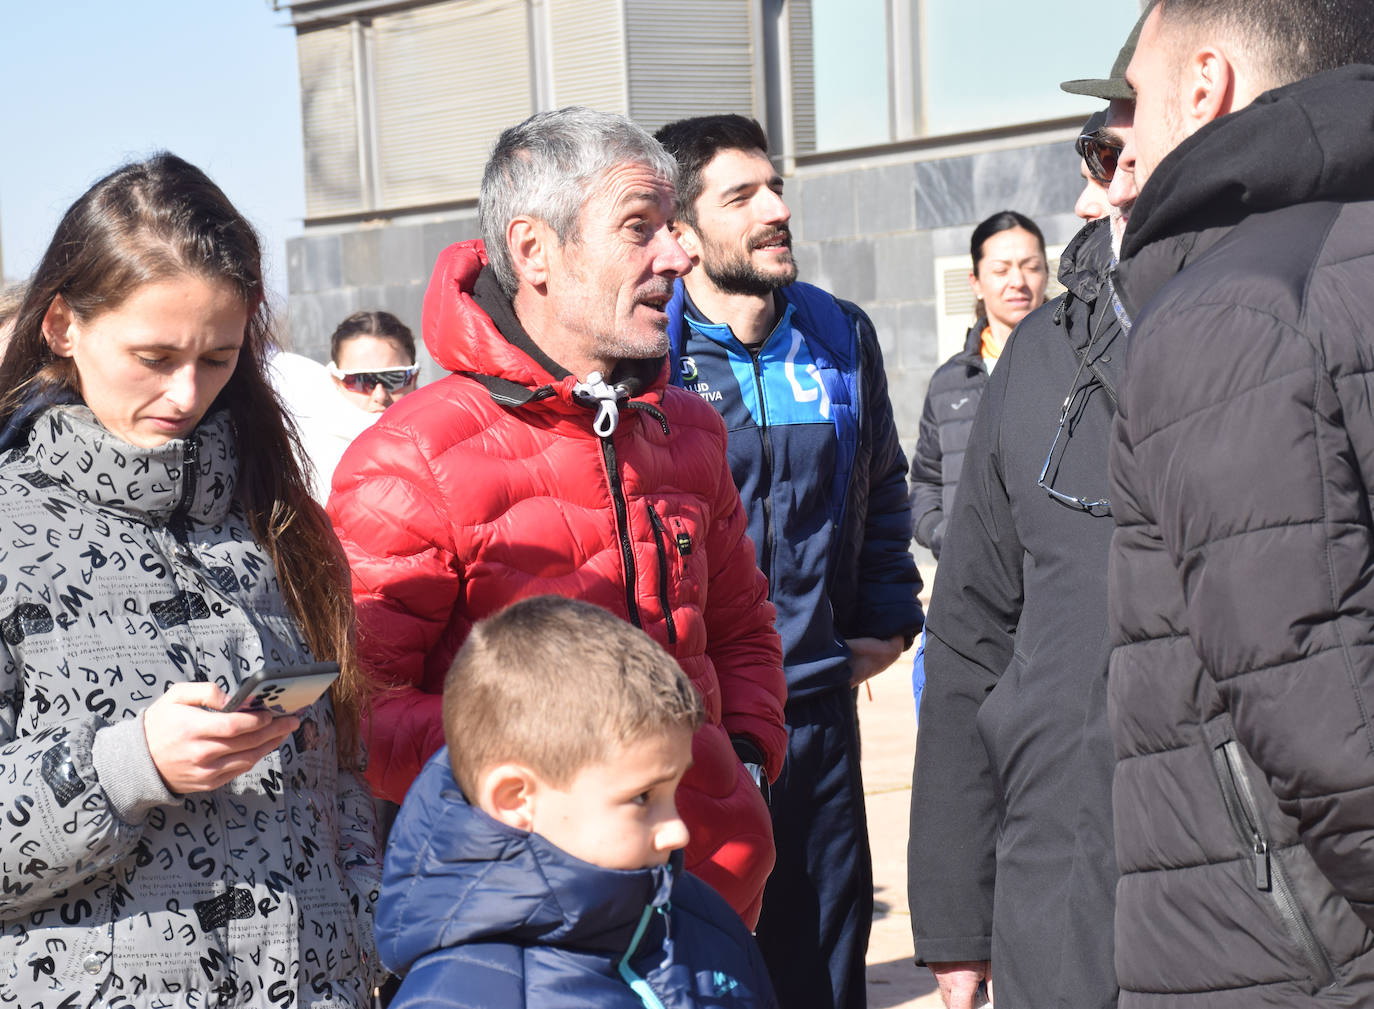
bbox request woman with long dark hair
[0,153,380,1006]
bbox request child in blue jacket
[376,595,780,1009]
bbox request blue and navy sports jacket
[377,751,780,1009]
[667,280,922,698]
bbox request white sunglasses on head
[327,362,420,393]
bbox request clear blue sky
[0,2,303,304]
[922,0,1140,136]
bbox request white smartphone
[220,662,340,715]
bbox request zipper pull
[1253,837,1272,891]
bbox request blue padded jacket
[667,280,922,697]
[377,750,780,1009]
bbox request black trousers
[755,687,873,1009]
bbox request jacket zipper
[170,436,200,545]
[831,315,862,556]
[599,434,641,628]
[1211,739,1336,987]
[645,504,677,645]
[749,355,776,590]
[616,903,668,1009]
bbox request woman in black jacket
[908,211,1048,558]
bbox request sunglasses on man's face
[1076,130,1123,186]
[327,362,421,394]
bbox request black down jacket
[909,218,1120,1009]
[1109,65,1374,1007]
[909,321,987,557]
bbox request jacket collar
[472,266,572,382]
[1113,226,1230,324]
[955,318,988,368]
[680,284,798,355]
[1057,217,1113,305]
[1044,220,1127,407]
[423,240,669,412]
[1117,64,1374,311]
[377,751,676,975]
[19,406,238,527]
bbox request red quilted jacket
[329,241,787,926]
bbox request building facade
[278,0,1138,457]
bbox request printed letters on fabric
[0,406,380,1009]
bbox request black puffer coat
[1109,65,1374,1007]
[909,218,1120,1009]
[909,322,987,557]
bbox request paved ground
[860,644,943,1009]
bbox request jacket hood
[1056,217,1113,303]
[1122,64,1374,260]
[1055,217,1127,401]
[422,240,511,377]
[422,239,669,408]
[377,749,676,975]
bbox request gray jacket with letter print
[0,406,380,1008]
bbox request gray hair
[478,107,678,297]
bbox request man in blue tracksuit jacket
[656,115,923,1009]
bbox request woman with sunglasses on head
[0,153,382,1008]
[277,310,421,502]
[909,79,1141,1009]
[328,310,420,413]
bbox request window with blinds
[788,0,816,154]
[294,0,786,219]
[299,24,363,218]
[372,0,534,208]
[548,0,628,112]
[624,0,759,133]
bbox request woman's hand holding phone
[143,682,300,794]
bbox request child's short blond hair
[442,596,705,797]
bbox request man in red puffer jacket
[328,107,787,927]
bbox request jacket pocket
[1210,738,1336,988]
[645,502,678,646]
[972,650,1027,784]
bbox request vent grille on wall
[933,246,1067,363]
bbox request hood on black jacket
[1056,217,1113,307]
[1122,64,1374,261]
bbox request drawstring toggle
[573,371,623,437]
